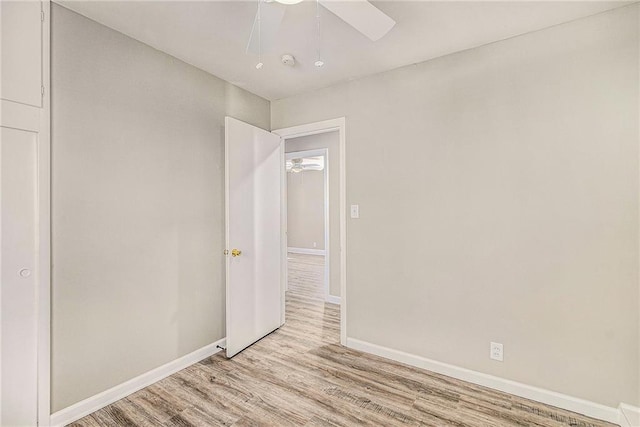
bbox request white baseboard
[288,247,326,256]
[620,403,640,427]
[46,334,637,427]
[326,295,341,305]
[50,338,226,427]
[346,338,620,425]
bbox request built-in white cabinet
[0,0,43,107]
[0,1,50,426]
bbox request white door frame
[39,3,51,423]
[272,118,346,345]
[285,148,330,299]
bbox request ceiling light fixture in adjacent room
[273,0,304,4]
[286,157,325,173]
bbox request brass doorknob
[231,249,242,257]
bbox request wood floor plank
[125,385,189,423]
[71,254,619,427]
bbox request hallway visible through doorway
[287,253,328,304]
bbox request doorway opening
[285,149,329,304]
[274,118,346,345]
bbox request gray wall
[286,132,341,298]
[287,169,325,250]
[273,5,640,408]
[51,4,269,411]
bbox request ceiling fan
[286,157,325,173]
[247,0,396,56]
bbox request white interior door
[225,117,282,358]
[0,127,39,426]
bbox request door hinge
[41,10,45,22]
[41,86,45,96]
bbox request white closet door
[0,127,39,427]
[225,117,282,358]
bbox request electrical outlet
[313,242,317,248]
[350,204,359,219]
[490,342,504,362]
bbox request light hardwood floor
[70,254,617,427]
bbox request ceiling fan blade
[319,0,395,41]
[246,2,287,54]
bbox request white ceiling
[58,0,631,100]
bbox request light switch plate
[350,204,359,219]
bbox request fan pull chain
[256,0,264,69]
[315,0,324,67]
